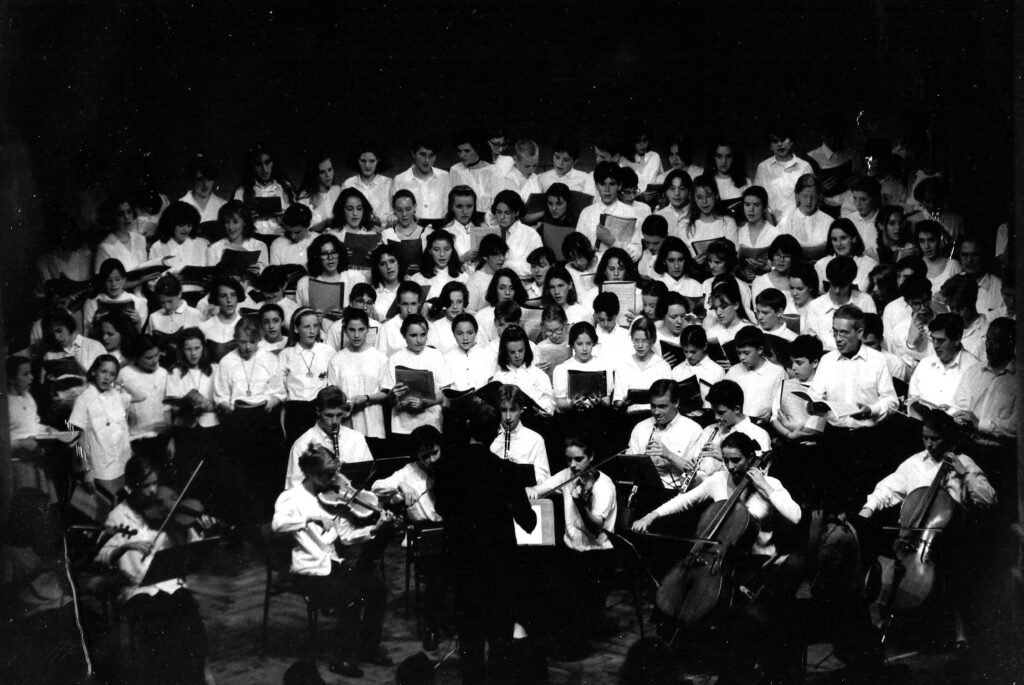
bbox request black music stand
[139,537,221,586]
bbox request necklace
[241,356,257,396]
[299,346,316,378]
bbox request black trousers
[451,557,515,684]
[293,559,387,662]
[122,590,207,685]
[283,400,317,446]
[222,407,284,517]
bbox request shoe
[422,629,439,651]
[328,659,363,678]
[360,651,392,667]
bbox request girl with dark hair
[179,152,226,224]
[233,144,296,236]
[412,229,466,300]
[426,281,470,354]
[295,233,369,322]
[7,356,59,502]
[341,142,394,225]
[787,262,820,330]
[553,321,611,411]
[327,307,389,442]
[685,175,738,262]
[700,239,753,325]
[540,182,578,227]
[777,174,832,250]
[492,325,555,415]
[466,233,508,311]
[449,136,498,214]
[298,151,341,232]
[875,205,916,264]
[379,189,424,246]
[83,258,148,333]
[435,185,484,261]
[166,328,219,477]
[279,308,334,443]
[705,138,750,204]
[383,314,451,439]
[118,334,171,461]
[198,276,246,360]
[916,220,963,291]
[542,264,592,328]
[442,313,493,393]
[206,200,269,275]
[96,312,138,366]
[736,185,778,275]
[563,231,599,300]
[93,193,148,272]
[492,189,541,281]
[751,234,804,308]
[705,280,755,351]
[475,268,528,344]
[652,236,703,304]
[815,219,878,292]
[655,168,694,237]
[368,243,407,320]
[149,201,208,270]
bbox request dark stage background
[0,0,1014,344]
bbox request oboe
[332,427,341,461]
[504,420,512,460]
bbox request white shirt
[653,470,800,556]
[802,291,877,351]
[863,450,996,513]
[657,273,703,298]
[681,216,738,257]
[295,271,369,312]
[326,346,388,439]
[83,292,149,334]
[952,359,1018,438]
[278,343,334,402]
[371,463,440,523]
[490,423,550,485]
[808,344,898,428]
[628,414,704,490]
[411,269,467,302]
[393,167,451,220]
[725,360,786,422]
[207,238,269,273]
[180,190,227,224]
[593,324,633,363]
[285,423,372,490]
[37,245,93,288]
[908,349,979,409]
[69,385,132,481]
[536,167,597,196]
[341,175,392,224]
[975,272,1003,319]
[269,233,315,267]
[443,345,494,392]
[847,210,879,259]
[576,200,642,261]
[8,390,41,442]
[449,161,501,213]
[695,417,772,457]
[491,364,556,415]
[959,315,989,363]
[149,237,209,271]
[776,208,832,249]
[656,204,690,240]
[166,367,219,428]
[737,222,781,251]
[95,232,148,272]
[502,166,542,202]
[552,356,613,402]
[272,485,377,575]
[500,221,544,280]
[532,469,616,552]
[815,254,878,293]
[672,356,725,406]
[384,347,450,435]
[198,312,242,344]
[633,151,664,192]
[212,349,286,406]
[234,182,291,236]
[713,175,749,202]
[375,316,407,358]
[613,354,673,405]
[753,155,814,222]
[45,334,105,374]
[146,301,204,336]
[119,365,169,439]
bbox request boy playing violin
[272,444,396,679]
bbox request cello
[655,452,772,625]
[878,454,958,640]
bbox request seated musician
[857,409,995,649]
[626,379,704,512]
[284,386,372,489]
[527,434,617,659]
[693,380,772,463]
[272,445,396,678]
[96,454,216,685]
[632,433,802,684]
[370,425,444,650]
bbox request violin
[878,453,959,639]
[317,472,390,525]
[655,452,772,625]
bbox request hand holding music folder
[139,537,221,586]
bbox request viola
[655,452,772,625]
[317,473,389,524]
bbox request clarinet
[676,425,719,492]
[332,427,341,460]
[504,421,512,461]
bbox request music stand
[139,537,221,586]
[618,454,665,491]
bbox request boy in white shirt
[502,139,542,202]
[754,288,797,343]
[146,274,204,338]
[753,122,813,222]
[536,137,598,196]
[269,204,316,267]
[392,138,451,222]
[576,162,642,261]
[724,326,786,423]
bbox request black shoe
[422,629,439,651]
[328,659,363,678]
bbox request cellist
[96,454,217,685]
[632,433,803,684]
[857,409,996,649]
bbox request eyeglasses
[320,251,339,258]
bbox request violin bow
[542,447,629,496]
[144,459,206,559]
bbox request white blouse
[327,347,388,440]
[69,384,132,481]
[278,343,334,402]
[166,366,219,428]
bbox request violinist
[284,386,372,490]
[272,445,396,679]
[858,409,995,649]
[371,425,443,650]
[96,454,216,685]
[527,434,617,659]
[632,433,802,684]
